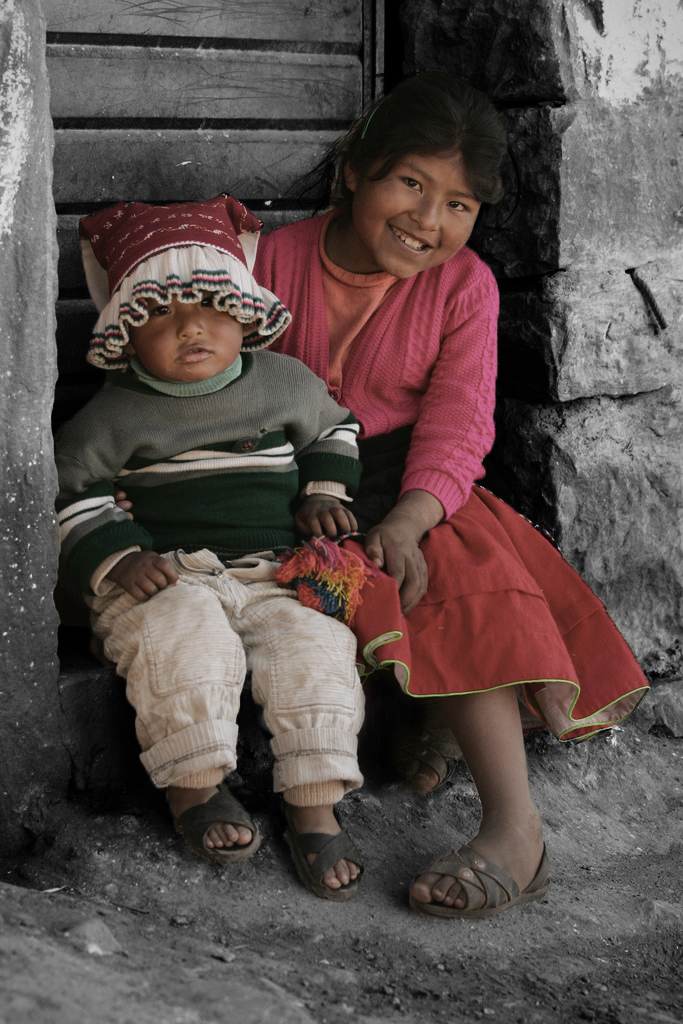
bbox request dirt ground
[0,693,682,1024]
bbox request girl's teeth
[392,226,427,251]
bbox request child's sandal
[172,783,262,864]
[283,804,363,902]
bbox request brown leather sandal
[283,803,363,903]
[394,712,462,791]
[172,784,262,865]
[409,843,551,919]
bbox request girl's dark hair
[328,71,507,207]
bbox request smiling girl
[252,71,649,919]
[325,150,481,276]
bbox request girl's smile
[124,294,245,381]
[326,151,482,278]
[389,224,432,252]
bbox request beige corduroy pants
[89,549,365,807]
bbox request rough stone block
[401,0,567,104]
[489,386,682,678]
[64,917,125,957]
[57,657,144,803]
[472,99,683,278]
[470,105,562,278]
[649,680,683,737]
[0,0,69,852]
[498,255,682,401]
[401,0,683,107]
[555,98,683,271]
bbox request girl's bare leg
[409,686,544,909]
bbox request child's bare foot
[167,785,253,850]
[285,804,361,891]
[410,808,544,911]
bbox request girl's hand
[364,490,444,615]
[295,495,358,539]
[114,490,134,520]
[106,551,178,601]
[364,517,428,615]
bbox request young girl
[250,71,650,919]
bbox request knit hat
[79,194,291,369]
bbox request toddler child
[55,194,365,901]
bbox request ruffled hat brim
[85,245,291,370]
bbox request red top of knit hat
[79,194,262,298]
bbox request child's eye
[150,304,169,316]
[403,177,421,190]
[448,200,465,210]
[200,295,214,307]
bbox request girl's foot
[409,809,544,910]
[285,804,361,891]
[167,785,253,850]
[407,764,439,793]
[393,699,462,794]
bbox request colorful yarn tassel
[275,536,375,625]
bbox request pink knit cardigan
[254,213,499,518]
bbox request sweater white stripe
[314,428,360,448]
[317,422,360,441]
[117,454,296,477]
[168,443,294,462]
[57,495,114,523]
[59,499,119,540]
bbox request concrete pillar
[0,0,69,853]
[401,0,683,679]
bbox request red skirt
[349,486,649,742]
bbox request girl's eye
[448,200,465,210]
[403,177,421,190]
[150,305,169,316]
[200,295,214,307]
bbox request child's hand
[114,490,133,520]
[295,495,358,539]
[106,551,179,601]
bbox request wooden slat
[362,0,383,105]
[55,299,100,376]
[57,216,83,291]
[53,128,337,203]
[46,0,361,45]
[48,44,360,121]
[58,209,311,290]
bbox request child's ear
[344,162,359,194]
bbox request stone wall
[401,0,683,678]
[0,0,69,853]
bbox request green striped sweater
[55,352,361,593]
